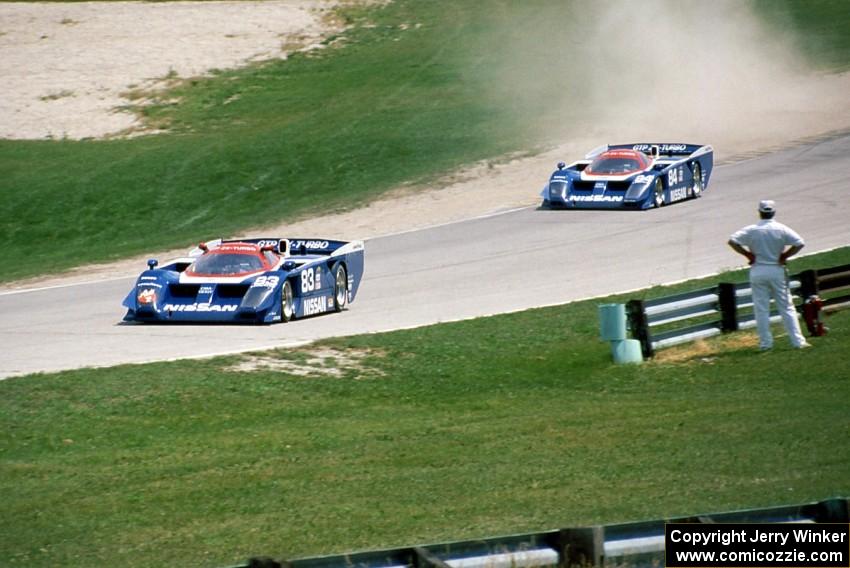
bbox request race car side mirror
[283,260,298,271]
[557,161,566,170]
[147,259,158,270]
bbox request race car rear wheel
[692,163,703,197]
[281,280,295,322]
[653,179,665,208]
[333,264,348,312]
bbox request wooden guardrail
[223,497,848,568]
[626,262,850,358]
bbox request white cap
[758,200,776,213]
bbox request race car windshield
[587,155,647,175]
[189,253,265,276]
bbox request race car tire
[281,280,295,322]
[333,264,348,312]
[653,178,665,208]
[692,163,703,198]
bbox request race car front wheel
[653,179,665,208]
[281,280,294,322]
[333,264,348,312]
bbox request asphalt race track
[2,133,849,379]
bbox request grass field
[756,0,850,71]
[2,0,850,282]
[2,247,848,567]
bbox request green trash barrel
[611,339,644,364]
[599,303,627,341]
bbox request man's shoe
[794,342,812,349]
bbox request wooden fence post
[717,282,738,332]
[798,269,818,300]
[550,527,605,567]
[626,299,652,358]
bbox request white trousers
[750,264,807,349]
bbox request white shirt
[730,219,804,265]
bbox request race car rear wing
[604,143,712,158]
[282,238,358,257]
[189,237,359,257]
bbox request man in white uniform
[728,200,810,350]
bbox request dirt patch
[225,346,385,377]
[650,334,761,365]
[0,0,353,139]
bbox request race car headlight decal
[242,277,278,308]
[549,180,567,199]
[624,182,650,201]
[137,288,158,305]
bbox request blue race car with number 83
[122,237,364,324]
[541,143,714,210]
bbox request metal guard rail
[224,497,848,568]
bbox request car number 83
[301,267,322,292]
[252,275,280,289]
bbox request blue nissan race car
[541,143,714,209]
[122,237,364,324]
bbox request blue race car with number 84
[122,237,364,324]
[541,143,714,210]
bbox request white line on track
[368,204,536,240]
[0,205,537,297]
[0,274,135,296]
